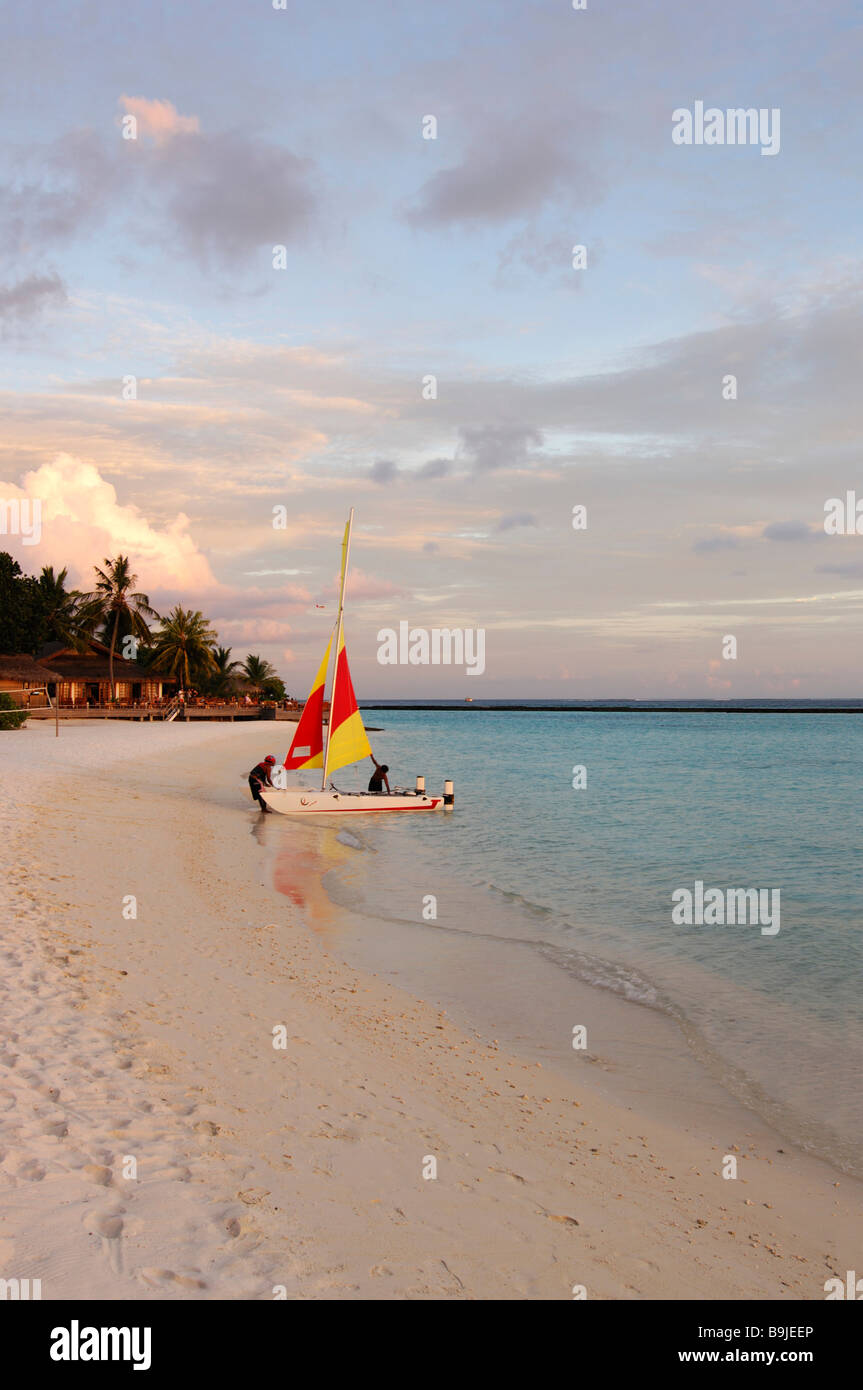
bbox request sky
[1,0,862,697]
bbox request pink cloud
[324,566,405,601]
[241,584,313,610]
[2,454,217,592]
[120,95,200,144]
[215,618,294,642]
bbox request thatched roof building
[35,639,176,706]
[0,654,63,707]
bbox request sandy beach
[1,719,861,1300]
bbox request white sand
[1,719,861,1299]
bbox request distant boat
[261,510,450,815]
[465,696,473,702]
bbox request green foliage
[37,566,88,649]
[0,553,44,654]
[79,556,159,697]
[132,642,157,670]
[0,555,92,654]
[205,645,242,697]
[242,653,277,689]
[150,607,218,687]
[2,554,287,711]
[0,691,28,730]
[260,677,286,702]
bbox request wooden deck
[25,705,301,723]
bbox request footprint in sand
[82,1204,125,1275]
[236,1188,270,1207]
[488,1166,527,1184]
[83,1205,124,1239]
[156,1166,193,1182]
[15,1158,46,1181]
[39,1119,69,1138]
[83,1164,113,1186]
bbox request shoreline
[318,870,855,1175]
[2,721,861,1299]
[320,851,862,1182]
[360,703,863,714]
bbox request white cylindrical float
[443,778,454,808]
[416,774,426,794]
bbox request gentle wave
[313,709,863,1176]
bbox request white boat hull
[260,787,445,815]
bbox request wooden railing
[162,695,184,722]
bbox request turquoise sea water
[323,710,863,1174]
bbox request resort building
[35,639,177,707]
[0,654,63,707]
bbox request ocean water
[320,710,863,1175]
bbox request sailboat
[260,510,449,815]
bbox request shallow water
[319,710,863,1174]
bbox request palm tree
[208,645,242,698]
[79,556,158,700]
[242,653,276,696]
[150,607,218,689]
[37,566,88,649]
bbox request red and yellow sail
[285,512,371,783]
[283,636,331,769]
[324,629,372,776]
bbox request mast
[321,508,354,789]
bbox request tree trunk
[109,608,119,702]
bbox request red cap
[265,755,276,764]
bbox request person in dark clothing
[368,753,390,793]
[249,755,277,812]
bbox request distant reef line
[359,702,863,714]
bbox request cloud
[0,272,67,322]
[235,583,313,612]
[496,511,537,531]
[0,453,217,592]
[0,130,115,253]
[693,534,741,553]
[383,276,863,446]
[121,97,316,267]
[423,540,439,552]
[418,457,451,479]
[119,96,200,144]
[324,566,405,601]
[815,561,863,576]
[155,129,316,266]
[369,458,398,485]
[762,521,821,542]
[215,618,294,642]
[406,119,597,227]
[458,424,543,472]
[0,111,317,271]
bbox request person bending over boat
[249,754,277,812]
[368,754,391,794]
